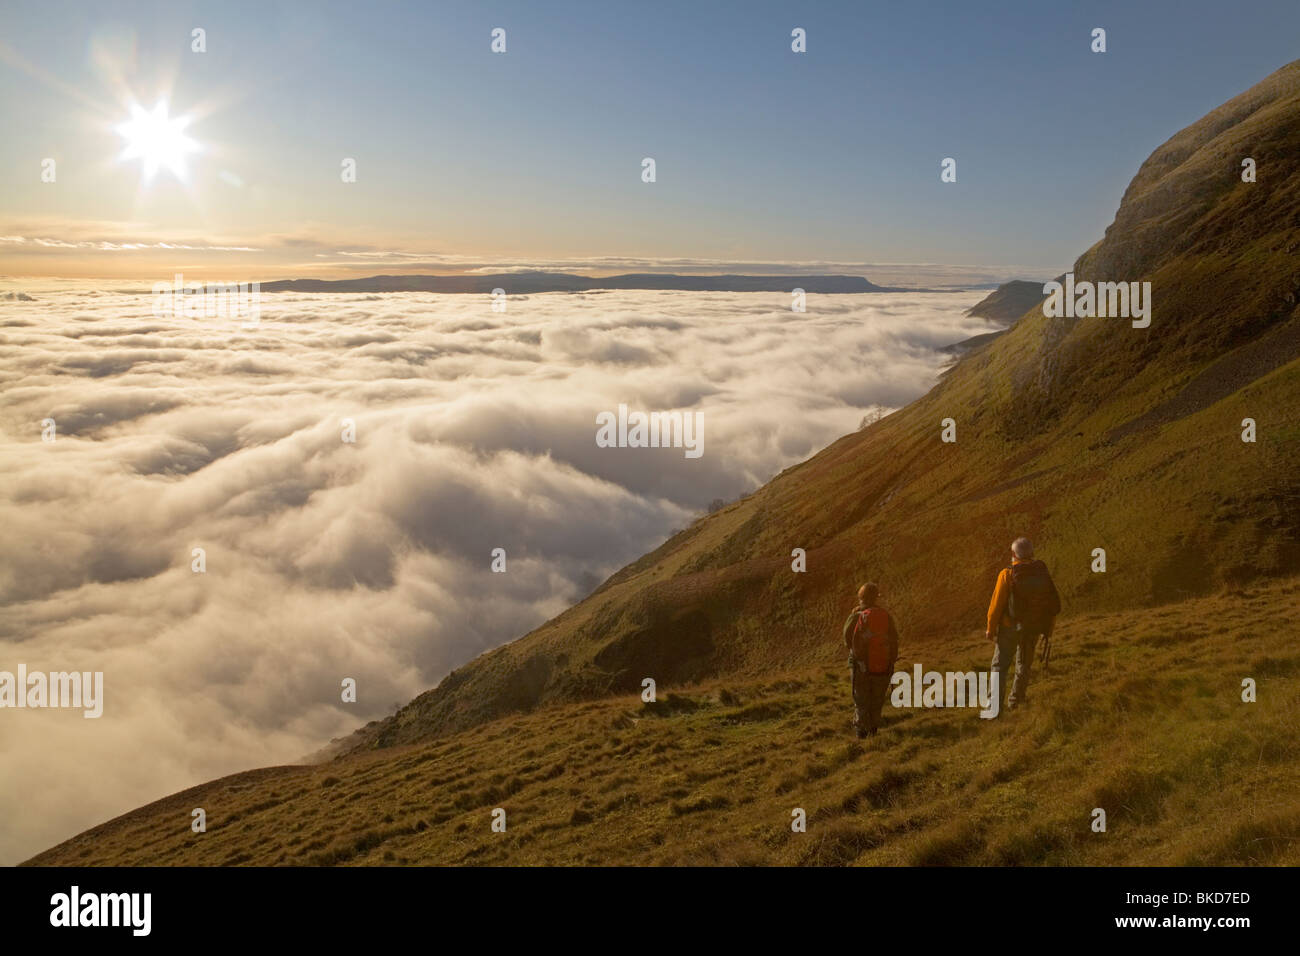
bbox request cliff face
[1017,60,1300,436]
[1076,61,1300,282]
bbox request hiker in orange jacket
[986,537,1060,713]
[842,582,900,738]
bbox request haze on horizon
[4,0,1300,280]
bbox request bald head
[857,582,879,605]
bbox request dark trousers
[991,624,1039,710]
[851,662,891,732]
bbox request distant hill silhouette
[260,273,901,294]
[945,280,1050,355]
[964,279,1047,325]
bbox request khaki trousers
[991,624,1039,709]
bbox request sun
[115,100,200,183]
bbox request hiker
[985,537,1061,713]
[842,582,900,738]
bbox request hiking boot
[855,727,867,739]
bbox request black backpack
[1007,560,1060,631]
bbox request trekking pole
[1040,629,1053,673]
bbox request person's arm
[986,569,1009,639]
[842,610,858,649]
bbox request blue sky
[1,0,1297,278]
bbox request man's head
[1011,537,1034,560]
[857,582,880,606]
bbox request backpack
[850,607,893,674]
[1007,560,1060,631]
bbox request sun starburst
[115,100,200,183]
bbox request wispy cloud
[3,235,259,252]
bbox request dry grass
[26,575,1300,866]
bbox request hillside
[25,577,1300,866]
[25,60,1300,866]
[326,59,1300,754]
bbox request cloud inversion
[0,286,992,863]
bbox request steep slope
[330,60,1300,755]
[26,576,1300,866]
[24,60,1300,866]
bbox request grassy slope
[26,576,1299,866]
[25,61,1300,865]
[325,60,1300,753]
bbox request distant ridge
[963,279,1047,325]
[944,279,1050,355]
[259,272,905,294]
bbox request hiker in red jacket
[842,582,900,738]
[986,537,1061,713]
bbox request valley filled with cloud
[0,286,991,863]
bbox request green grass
[26,575,1300,866]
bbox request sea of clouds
[0,285,992,863]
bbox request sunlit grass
[26,575,1300,866]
